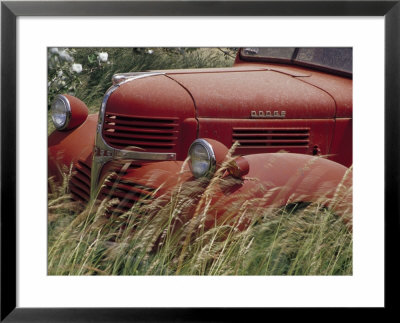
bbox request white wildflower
[59,50,73,62]
[57,70,63,77]
[71,63,82,73]
[147,49,154,54]
[49,47,59,54]
[97,52,108,62]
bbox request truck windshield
[241,47,352,76]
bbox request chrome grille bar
[90,72,176,200]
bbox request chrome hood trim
[111,72,159,85]
[90,72,176,199]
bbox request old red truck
[48,48,352,225]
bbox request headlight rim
[51,94,72,130]
[188,138,217,178]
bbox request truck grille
[103,113,179,151]
[232,127,310,150]
[100,177,156,214]
[70,159,92,202]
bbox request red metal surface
[203,138,229,165]
[297,74,352,118]
[48,114,97,184]
[231,53,352,165]
[228,156,249,178]
[97,159,192,214]
[101,62,351,165]
[100,153,351,230]
[225,153,349,206]
[69,158,92,202]
[169,70,336,119]
[198,118,334,159]
[103,113,180,150]
[104,75,197,160]
[201,153,351,229]
[329,118,352,167]
[48,49,352,221]
[63,94,89,130]
[233,57,352,119]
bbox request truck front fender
[48,114,98,185]
[104,153,351,229]
[183,153,352,229]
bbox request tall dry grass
[48,154,352,276]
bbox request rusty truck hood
[165,67,337,119]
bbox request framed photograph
[2,1,399,321]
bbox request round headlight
[51,95,71,130]
[188,139,216,178]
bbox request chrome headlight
[51,94,71,130]
[188,139,217,178]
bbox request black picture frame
[1,1,399,321]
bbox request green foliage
[48,48,82,108]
